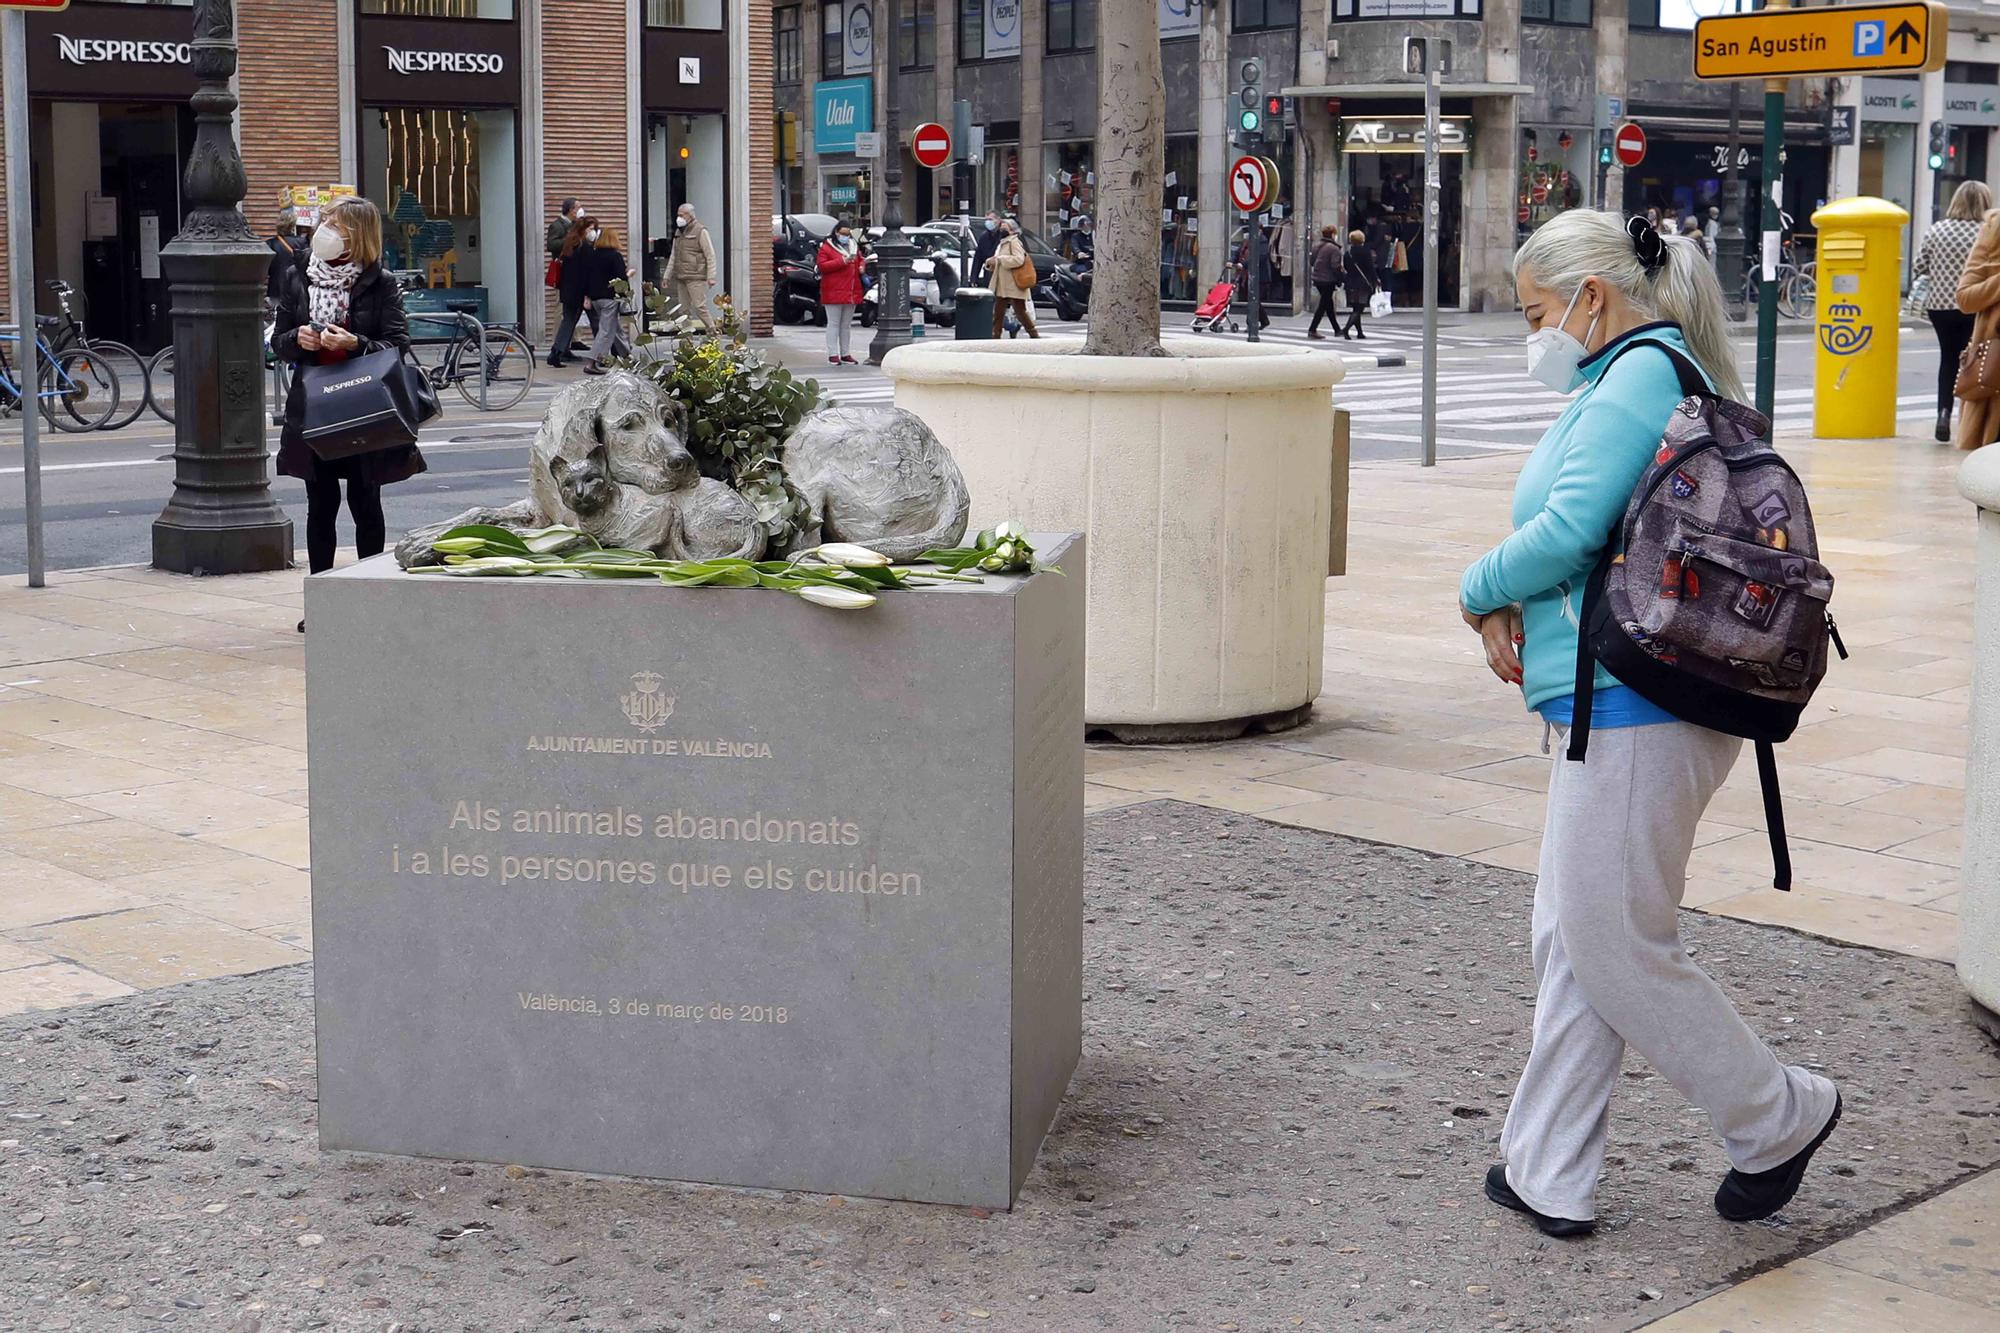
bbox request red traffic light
[1266,95,1283,116]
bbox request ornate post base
[151,243,294,575]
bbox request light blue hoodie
[1459,322,1709,717]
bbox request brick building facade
[0,0,770,349]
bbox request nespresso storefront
[355,4,524,328]
[23,0,198,353]
[642,3,730,305]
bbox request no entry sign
[1613,122,1647,168]
[911,122,952,170]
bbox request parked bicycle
[407,303,536,411]
[42,280,149,431]
[147,344,176,425]
[0,321,120,433]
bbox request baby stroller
[1190,264,1242,333]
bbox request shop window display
[363,107,520,327]
[1519,128,1586,235]
[1042,142,1094,261]
[1160,134,1199,302]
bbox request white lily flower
[993,520,1024,541]
[980,555,1007,572]
[811,542,891,569]
[995,541,1020,564]
[797,584,878,610]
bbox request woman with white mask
[1458,211,1840,1240]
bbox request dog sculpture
[395,371,760,566]
[780,405,970,561]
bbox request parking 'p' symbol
[1854,20,1885,57]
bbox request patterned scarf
[306,254,363,329]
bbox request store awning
[1281,82,1535,99]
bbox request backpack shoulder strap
[1756,741,1794,891]
[1601,335,1711,399]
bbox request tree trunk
[1084,0,1165,357]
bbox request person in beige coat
[1954,207,2000,451]
[667,203,718,331]
[982,220,1039,339]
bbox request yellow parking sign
[1694,1,1947,81]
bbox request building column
[1020,1,1044,225]
[746,0,774,332]
[336,0,358,182]
[1197,0,1225,298]
[1830,76,1862,201]
[1914,64,1945,241]
[1596,0,1628,209]
[523,0,548,344]
[801,0,821,209]
[1468,0,1522,311]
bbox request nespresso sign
[27,4,200,101]
[357,16,521,106]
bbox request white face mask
[1524,282,1600,395]
[587,228,602,243]
[676,214,690,229]
[310,226,347,263]
[984,218,997,232]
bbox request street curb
[1341,351,1407,370]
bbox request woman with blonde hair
[1460,210,1839,1238]
[1916,180,1991,440]
[274,197,425,624]
[578,220,633,374]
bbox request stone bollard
[1959,447,2000,1019]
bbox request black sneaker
[1714,1092,1842,1223]
[1483,1165,1595,1238]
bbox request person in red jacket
[817,217,868,365]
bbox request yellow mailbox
[1811,196,1910,439]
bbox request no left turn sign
[1230,155,1275,213]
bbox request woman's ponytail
[1650,231,1748,403]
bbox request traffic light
[1262,95,1294,144]
[1598,127,1612,166]
[1236,58,1263,146]
[1929,119,1947,171]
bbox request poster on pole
[1160,0,1200,39]
[843,0,873,76]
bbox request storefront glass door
[646,113,729,292]
[361,106,520,328]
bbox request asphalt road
[0,315,1949,577]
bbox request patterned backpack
[1569,340,1849,891]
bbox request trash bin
[1810,196,1909,440]
[954,288,995,340]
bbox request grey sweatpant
[1499,721,1838,1221]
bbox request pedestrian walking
[544,197,592,363]
[267,205,304,303]
[1917,181,1990,441]
[984,219,1040,339]
[274,196,426,621]
[1955,200,2000,452]
[551,216,599,368]
[1305,225,1343,340]
[1459,209,1840,1239]
[668,203,718,331]
[1237,224,1273,330]
[545,197,581,260]
[580,222,633,375]
[1340,228,1379,340]
[972,211,1003,285]
[817,217,867,365]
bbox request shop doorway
[1347,151,1463,309]
[645,112,728,294]
[31,101,193,355]
[360,106,521,328]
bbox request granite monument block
[305,536,1085,1209]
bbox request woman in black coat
[273,196,426,613]
[578,221,632,374]
[1340,228,1380,341]
[551,217,598,368]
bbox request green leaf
[439,523,531,554]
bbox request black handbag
[300,346,440,462]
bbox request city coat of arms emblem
[620,672,675,732]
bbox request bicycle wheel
[41,346,119,433]
[452,329,535,411]
[1782,267,1816,321]
[78,340,149,430]
[147,346,176,425]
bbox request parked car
[921,216,1085,321]
[862,225,967,324]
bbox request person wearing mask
[274,197,425,627]
[544,198,592,363]
[973,211,1004,286]
[545,197,581,259]
[267,206,304,304]
[1070,215,1095,266]
[1459,210,1839,1241]
[550,215,598,369]
[1915,181,1990,441]
[1236,224,1273,330]
[983,219,1039,339]
[668,203,718,331]
[581,222,634,375]
[1305,225,1344,341]
[1340,228,1379,341]
[817,217,867,365]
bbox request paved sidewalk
[0,429,1985,1330]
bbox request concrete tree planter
[1960,448,2000,1022]
[885,336,1342,740]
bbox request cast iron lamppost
[867,0,915,364]
[1716,80,1748,324]
[152,0,294,574]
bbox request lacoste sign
[384,46,506,76]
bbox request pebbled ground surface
[4,799,1998,1333]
